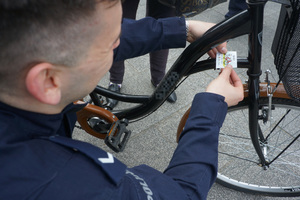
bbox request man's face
[62,1,122,103]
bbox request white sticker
[216,51,237,70]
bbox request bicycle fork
[257,70,274,168]
[247,0,269,169]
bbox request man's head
[0,0,122,113]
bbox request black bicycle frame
[92,0,270,166]
[247,0,269,167]
[93,9,252,119]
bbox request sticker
[216,51,237,69]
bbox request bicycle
[75,0,300,197]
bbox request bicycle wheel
[217,97,300,197]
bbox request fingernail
[221,47,227,53]
[227,64,233,68]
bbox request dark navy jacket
[114,17,186,61]
[0,93,227,200]
[0,17,228,200]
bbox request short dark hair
[0,0,117,89]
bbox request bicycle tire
[217,97,300,197]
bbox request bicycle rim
[217,97,300,197]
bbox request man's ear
[25,63,61,105]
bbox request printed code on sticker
[216,51,237,69]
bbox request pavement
[73,1,299,199]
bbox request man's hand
[186,20,227,58]
[206,65,244,107]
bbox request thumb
[219,65,233,79]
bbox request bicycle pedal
[105,119,131,153]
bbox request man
[107,0,178,110]
[225,0,248,19]
[0,0,243,199]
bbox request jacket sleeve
[113,17,187,61]
[112,93,228,200]
[163,92,227,199]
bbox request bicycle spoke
[269,164,300,180]
[265,109,291,140]
[217,98,300,196]
[219,133,250,140]
[269,132,300,165]
[219,151,257,164]
[268,129,300,157]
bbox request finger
[210,48,218,58]
[229,76,234,85]
[208,50,215,58]
[230,69,244,101]
[212,48,218,55]
[219,69,222,75]
[208,44,227,58]
[230,68,243,88]
[216,43,227,54]
[219,65,233,80]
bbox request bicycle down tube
[92,8,252,120]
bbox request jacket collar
[0,101,86,144]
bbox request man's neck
[0,94,64,114]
